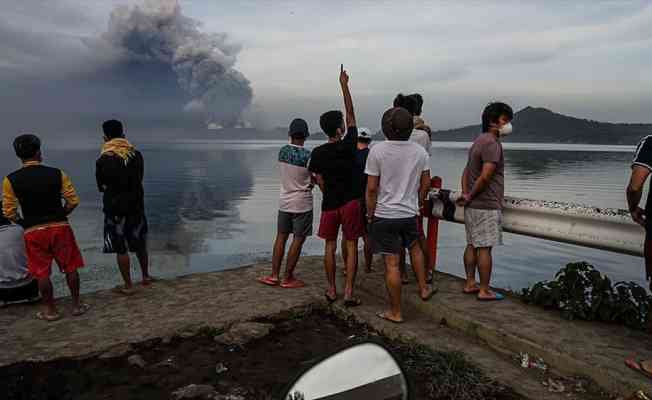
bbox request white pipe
[429,189,644,257]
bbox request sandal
[112,285,136,296]
[257,276,280,287]
[421,286,438,301]
[625,358,652,379]
[343,297,362,308]
[376,311,403,324]
[72,303,91,317]
[477,292,505,301]
[280,279,305,289]
[36,311,61,322]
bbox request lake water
[0,140,646,295]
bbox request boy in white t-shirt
[366,107,436,323]
[258,119,313,288]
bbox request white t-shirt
[409,129,432,156]
[278,144,313,213]
[365,141,430,219]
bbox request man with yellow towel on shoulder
[96,119,153,295]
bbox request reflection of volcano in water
[505,150,630,178]
[144,148,254,254]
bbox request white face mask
[498,122,513,137]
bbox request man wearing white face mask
[457,102,513,301]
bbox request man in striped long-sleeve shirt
[2,134,88,321]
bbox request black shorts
[369,216,420,255]
[0,279,39,303]
[103,214,148,254]
[278,210,313,237]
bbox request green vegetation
[522,262,650,330]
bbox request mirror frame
[280,338,414,400]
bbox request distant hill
[209,107,651,145]
[432,107,652,145]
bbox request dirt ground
[3,308,522,400]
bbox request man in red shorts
[309,65,364,306]
[2,134,88,321]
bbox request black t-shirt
[352,147,370,200]
[96,150,145,216]
[633,136,652,217]
[309,126,358,211]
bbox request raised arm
[340,64,356,128]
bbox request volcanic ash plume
[104,0,253,127]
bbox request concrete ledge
[353,263,652,396]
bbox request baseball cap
[358,127,372,141]
[288,118,310,138]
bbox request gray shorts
[369,216,420,255]
[278,210,313,237]
[464,208,503,248]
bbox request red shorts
[318,199,364,241]
[24,224,84,279]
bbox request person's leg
[324,239,338,299]
[380,254,403,322]
[270,232,290,280]
[65,270,81,309]
[117,253,134,289]
[408,240,434,299]
[363,234,373,272]
[136,249,151,284]
[37,277,58,317]
[644,235,652,332]
[399,247,409,283]
[340,237,348,276]
[344,238,358,300]
[464,244,479,292]
[284,235,306,281]
[477,247,495,297]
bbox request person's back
[409,128,431,157]
[96,149,145,217]
[310,135,357,211]
[465,133,504,210]
[0,222,29,288]
[278,144,312,213]
[368,141,428,218]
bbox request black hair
[410,93,424,116]
[13,134,41,160]
[382,107,414,141]
[481,102,514,133]
[357,136,371,144]
[102,119,125,139]
[319,110,344,138]
[0,202,10,226]
[393,93,419,116]
[290,132,307,141]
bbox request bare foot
[72,303,91,316]
[112,285,136,296]
[141,276,157,286]
[376,311,403,324]
[420,285,437,301]
[36,311,61,322]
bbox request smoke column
[103,0,253,127]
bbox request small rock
[214,322,274,346]
[547,379,565,393]
[215,362,228,374]
[128,354,146,368]
[153,356,179,371]
[171,384,217,400]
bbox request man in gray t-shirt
[458,102,513,301]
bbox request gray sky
[1,0,651,137]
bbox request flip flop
[72,303,91,317]
[112,285,136,296]
[257,276,280,287]
[325,292,337,304]
[280,279,305,289]
[421,286,438,301]
[141,276,158,286]
[36,311,61,322]
[463,286,481,294]
[477,292,505,301]
[376,312,403,324]
[343,297,362,308]
[625,358,652,379]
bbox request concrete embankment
[1,256,650,398]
